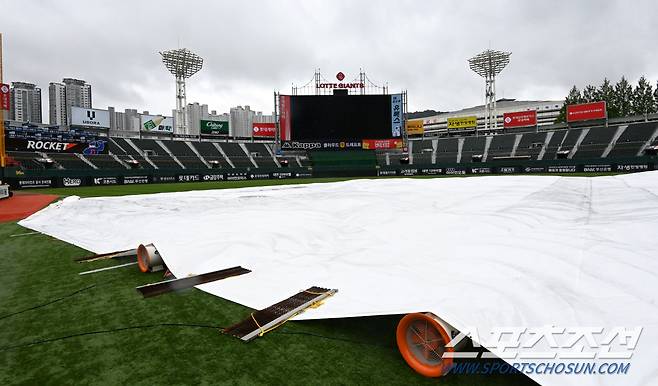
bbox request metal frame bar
[240,289,338,342]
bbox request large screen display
[286,94,399,140]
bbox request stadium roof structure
[20,173,658,386]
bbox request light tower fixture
[468,49,511,132]
[160,48,203,134]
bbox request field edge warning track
[0,194,59,223]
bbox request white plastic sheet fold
[19,173,658,386]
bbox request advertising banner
[201,173,225,182]
[523,166,547,173]
[583,164,612,173]
[14,178,56,189]
[153,175,177,183]
[391,94,403,137]
[566,101,607,123]
[362,139,403,150]
[470,167,493,174]
[420,168,443,175]
[378,170,397,176]
[122,175,150,184]
[615,164,650,173]
[503,110,537,128]
[281,140,362,151]
[5,137,108,154]
[61,177,85,187]
[200,120,229,135]
[71,107,111,128]
[547,165,577,173]
[279,95,291,141]
[399,168,419,176]
[447,116,477,129]
[91,176,120,185]
[226,172,248,181]
[405,120,424,136]
[252,122,276,137]
[0,83,10,110]
[141,115,174,132]
[177,174,201,183]
[272,172,293,179]
[249,172,270,180]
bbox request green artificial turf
[0,221,537,385]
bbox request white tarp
[19,173,658,386]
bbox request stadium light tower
[160,48,203,134]
[468,49,511,132]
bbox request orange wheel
[396,313,454,377]
[137,244,149,273]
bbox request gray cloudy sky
[4,0,658,118]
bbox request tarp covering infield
[19,173,658,386]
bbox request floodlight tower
[468,49,511,132]
[160,48,203,134]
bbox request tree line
[556,76,658,123]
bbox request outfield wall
[2,167,312,189]
[2,155,656,190]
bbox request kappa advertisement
[281,140,362,151]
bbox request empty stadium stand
[46,153,93,170]
[7,152,48,170]
[541,130,568,160]
[218,143,253,168]
[435,138,459,163]
[85,154,126,169]
[244,143,278,167]
[460,136,487,163]
[514,132,547,159]
[572,126,618,159]
[487,134,517,160]
[4,120,657,185]
[608,122,658,158]
[110,138,153,169]
[191,142,231,168]
[161,141,208,169]
[411,140,433,165]
[557,128,585,156]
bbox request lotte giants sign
[567,101,607,123]
[503,110,537,128]
[0,83,10,110]
[316,72,365,89]
[252,122,276,137]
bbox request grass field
[5,174,617,385]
